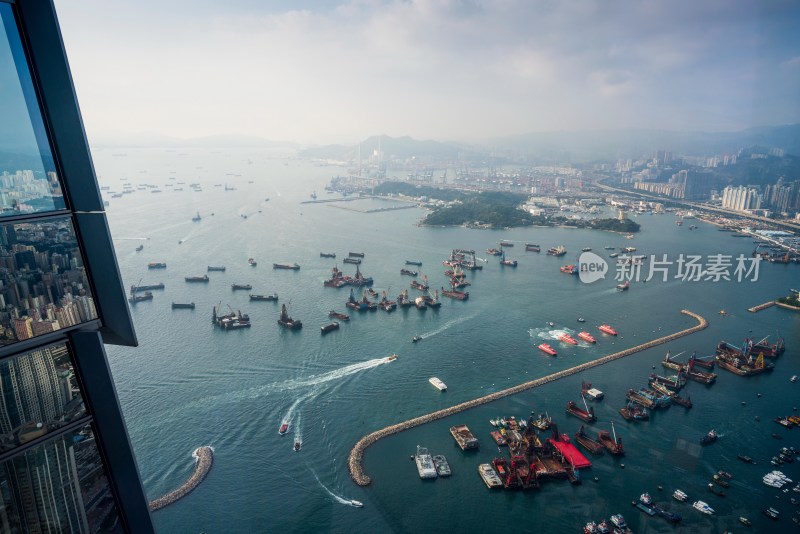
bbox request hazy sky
[54,0,800,144]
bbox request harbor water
[97,148,799,533]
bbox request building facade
[0,1,153,531]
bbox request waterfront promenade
[149,446,214,511]
[348,310,707,486]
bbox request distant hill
[486,124,800,161]
[299,134,466,161]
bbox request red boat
[598,324,618,336]
[559,333,578,345]
[539,343,557,356]
[566,397,596,423]
[578,331,596,343]
[279,423,289,435]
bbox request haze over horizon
[55,0,800,145]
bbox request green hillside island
[373,182,640,231]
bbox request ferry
[414,446,437,479]
[692,501,714,515]
[279,423,288,435]
[559,333,578,345]
[598,324,618,336]
[578,332,596,343]
[539,344,557,356]
[429,377,447,391]
[478,464,502,488]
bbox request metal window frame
[10,0,137,347]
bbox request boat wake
[312,470,360,507]
[419,313,477,339]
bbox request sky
[53,0,800,145]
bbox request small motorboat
[577,317,586,323]
[412,336,422,343]
[547,321,555,327]
[279,423,289,435]
[739,517,751,526]
[349,500,364,508]
[294,439,301,452]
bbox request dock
[748,301,776,313]
[347,310,707,486]
[148,446,213,511]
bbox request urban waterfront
[97,148,798,533]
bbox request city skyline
[54,0,800,145]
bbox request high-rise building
[0,1,153,531]
[721,186,762,212]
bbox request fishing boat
[559,332,579,345]
[619,401,649,421]
[538,344,557,356]
[700,429,717,445]
[578,331,596,343]
[598,324,618,335]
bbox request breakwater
[148,446,214,511]
[748,301,776,313]
[348,310,707,486]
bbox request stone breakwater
[148,446,214,511]
[348,310,707,486]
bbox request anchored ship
[277,304,302,329]
[148,262,167,269]
[232,284,252,290]
[171,302,195,309]
[450,425,479,450]
[429,377,447,391]
[250,293,278,301]
[415,446,437,479]
[273,263,300,270]
[185,275,209,282]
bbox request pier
[348,310,707,486]
[148,446,214,511]
[747,301,775,313]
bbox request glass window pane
[0,4,65,216]
[0,343,86,453]
[0,423,122,533]
[0,216,98,347]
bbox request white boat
[673,489,688,501]
[414,446,437,479]
[791,375,798,383]
[478,463,502,488]
[429,377,447,391]
[349,500,363,508]
[585,388,604,400]
[692,500,714,515]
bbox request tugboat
[277,304,303,329]
[700,429,718,445]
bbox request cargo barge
[575,426,605,455]
[273,263,300,270]
[320,322,339,334]
[597,423,624,455]
[212,305,251,330]
[148,262,167,269]
[232,284,252,290]
[207,266,226,272]
[450,425,479,450]
[171,302,195,309]
[185,275,209,282]
[131,283,164,292]
[566,397,596,423]
[250,293,278,301]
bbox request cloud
[54,0,800,143]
